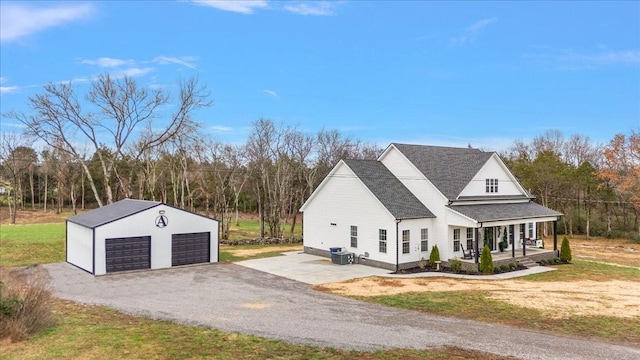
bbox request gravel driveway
[44,262,639,360]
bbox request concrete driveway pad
[43,262,639,359]
[236,251,391,284]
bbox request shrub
[560,236,572,262]
[539,259,547,265]
[449,258,462,273]
[466,269,477,275]
[419,257,427,270]
[508,262,517,271]
[479,245,494,275]
[429,245,441,265]
[499,264,510,272]
[0,266,56,342]
[554,257,561,264]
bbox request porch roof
[447,201,562,223]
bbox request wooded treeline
[1,76,639,239]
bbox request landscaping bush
[499,264,510,272]
[479,245,494,275]
[539,259,547,265]
[0,266,55,342]
[508,262,517,271]
[560,236,572,262]
[429,245,440,265]
[466,269,477,275]
[449,258,462,273]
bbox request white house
[66,199,219,275]
[300,143,562,271]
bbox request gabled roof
[447,201,563,223]
[344,159,435,219]
[391,143,494,200]
[67,199,161,228]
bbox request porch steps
[517,258,539,268]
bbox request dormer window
[486,178,498,193]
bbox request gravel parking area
[44,262,639,360]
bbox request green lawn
[228,218,302,241]
[0,223,66,266]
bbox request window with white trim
[453,228,461,252]
[485,178,499,193]
[420,228,428,252]
[466,228,474,250]
[528,223,534,239]
[402,230,410,254]
[379,229,387,253]
[350,225,357,248]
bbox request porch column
[474,228,479,264]
[511,228,515,258]
[522,224,526,257]
[553,220,558,251]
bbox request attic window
[485,178,498,193]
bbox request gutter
[395,219,402,273]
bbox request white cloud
[525,49,640,70]
[153,56,198,69]
[117,67,156,78]
[0,77,18,94]
[0,2,95,42]
[449,17,497,47]
[262,89,279,98]
[188,0,267,14]
[81,57,134,68]
[284,2,335,16]
[211,125,234,133]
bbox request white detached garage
[66,199,219,275]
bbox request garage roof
[67,199,161,228]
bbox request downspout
[395,219,402,273]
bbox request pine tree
[429,245,440,265]
[480,245,494,274]
[560,236,572,262]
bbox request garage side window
[402,230,410,254]
[379,229,387,253]
[350,225,358,248]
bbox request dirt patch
[572,237,640,269]
[224,245,302,257]
[0,207,72,225]
[241,303,271,309]
[318,277,640,319]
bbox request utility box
[331,251,354,265]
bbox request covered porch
[447,200,563,266]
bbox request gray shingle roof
[448,201,563,222]
[67,199,161,228]
[344,159,435,219]
[392,143,494,200]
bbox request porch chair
[461,244,473,260]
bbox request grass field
[0,223,66,266]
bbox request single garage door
[105,236,151,273]
[172,232,210,266]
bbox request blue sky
[1,1,639,151]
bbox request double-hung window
[420,228,428,252]
[528,223,534,239]
[453,228,461,252]
[466,228,474,250]
[402,230,410,254]
[379,229,387,253]
[350,225,357,248]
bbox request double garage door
[105,232,210,273]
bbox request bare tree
[5,74,210,206]
[0,134,36,223]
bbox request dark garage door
[172,232,210,266]
[105,236,151,273]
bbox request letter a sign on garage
[155,215,168,228]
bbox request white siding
[458,155,524,198]
[303,162,400,266]
[66,221,94,273]
[397,218,435,265]
[93,205,218,275]
[378,146,452,259]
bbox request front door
[484,227,495,251]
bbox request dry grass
[0,266,56,342]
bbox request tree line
[1,75,638,240]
